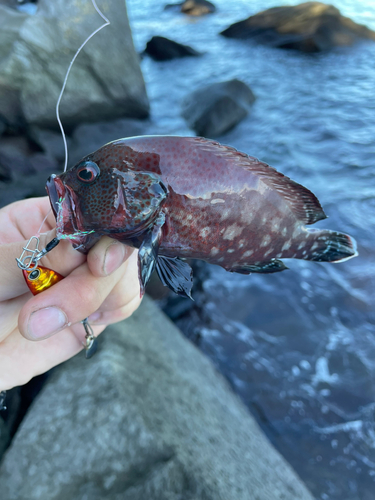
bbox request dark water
[127,1,375,498]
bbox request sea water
[127,1,375,498]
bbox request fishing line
[56,0,110,173]
[36,1,110,237]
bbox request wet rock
[182,79,255,137]
[165,0,216,16]
[220,1,375,52]
[0,0,149,131]
[0,297,314,500]
[144,36,201,61]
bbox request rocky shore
[0,297,314,500]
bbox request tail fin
[305,229,358,263]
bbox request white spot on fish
[243,250,254,258]
[282,227,287,236]
[298,242,306,250]
[240,211,253,224]
[227,249,235,253]
[262,216,267,224]
[200,227,210,238]
[211,198,225,205]
[260,234,271,247]
[264,248,273,257]
[211,247,219,256]
[223,224,243,240]
[272,220,280,232]
[282,240,291,251]
[220,208,231,221]
[311,242,319,250]
[276,253,282,258]
[293,224,302,239]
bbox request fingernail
[88,311,102,323]
[27,307,68,340]
[103,242,126,276]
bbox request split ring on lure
[16,236,98,360]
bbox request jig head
[16,235,98,359]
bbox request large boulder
[220,1,375,52]
[181,79,255,137]
[165,0,216,16]
[0,297,314,500]
[0,0,149,131]
[144,36,201,61]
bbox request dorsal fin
[192,137,327,225]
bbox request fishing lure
[16,236,98,359]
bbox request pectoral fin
[156,256,194,299]
[138,213,165,296]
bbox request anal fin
[156,256,194,299]
[231,259,288,275]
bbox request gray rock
[69,117,151,165]
[0,0,149,130]
[220,1,375,52]
[0,297,314,500]
[182,79,255,137]
[144,36,201,61]
[28,127,73,163]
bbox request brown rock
[221,2,375,52]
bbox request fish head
[46,154,168,243]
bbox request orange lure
[22,266,64,295]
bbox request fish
[46,136,358,298]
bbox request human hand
[0,197,141,391]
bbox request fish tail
[293,229,358,263]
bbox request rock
[0,297,314,500]
[220,1,375,52]
[182,79,255,137]
[0,134,58,208]
[0,0,149,131]
[165,0,216,16]
[28,127,72,163]
[68,117,151,165]
[144,36,201,61]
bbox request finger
[87,236,134,278]
[0,231,85,301]
[0,323,106,391]
[18,260,125,341]
[0,197,55,243]
[89,250,140,315]
[0,293,30,342]
[89,294,142,326]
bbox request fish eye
[77,161,100,183]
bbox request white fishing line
[36,207,52,236]
[56,0,110,173]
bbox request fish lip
[46,176,84,234]
[46,174,59,217]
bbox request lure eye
[77,161,100,183]
[28,269,41,281]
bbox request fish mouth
[46,174,59,217]
[46,175,83,236]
